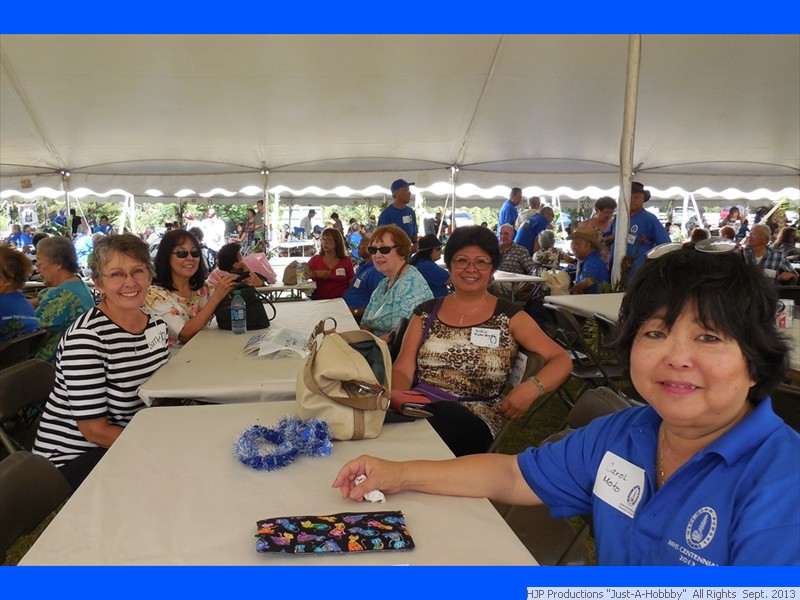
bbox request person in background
[73,226,94,271]
[515,206,554,255]
[70,209,82,236]
[360,225,432,340]
[514,196,541,230]
[53,209,67,227]
[335,245,799,566]
[532,229,574,271]
[583,196,616,264]
[201,207,226,252]
[719,226,736,241]
[489,223,538,306]
[719,206,743,228]
[244,209,257,245]
[299,209,316,239]
[365,214,377,234]
[609,181,671,283]
[344,233,385,323]
[6,224,28,249]
[189,226,216,271]
[409,234,451,298]
[207,242,262,288]
[29,236,95,363]
[773,226,798,258]
[330,212,344,234]
[146,229,238,348]
[497,187,523,235]
[93,215,113,235]
[378,179,418,250]
[145,226,162,247]
[390,226,571,456]
[567,228,610,295]
[253,200,266,244]
[743,223,798,283]
[0,246,40,341]
[687,227,711,246]
[32,234,170,491]
[308,228,354,300]
[230,222,249,244]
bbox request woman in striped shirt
[33,234,170,490]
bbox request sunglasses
[645,237,737,260]
[367,245,398,255]
[172,248,201,259]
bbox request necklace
[386,263,407,291]
[455,295,489,326]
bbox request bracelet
[528,375,546,398]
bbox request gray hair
[537,229,556,249]
[88,233,154,283]
[37,235,80,274]
[499,223,515,235]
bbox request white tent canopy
[1,34,798,204]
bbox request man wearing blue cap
[378,179,418,248]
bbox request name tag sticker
[593,451,645,518]
[626,233,636,245]
[335,268,346,277]
[470,327,500,348]
[145,323,168,351]
[402,215,412,224]
[353,278,361,288]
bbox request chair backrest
[543,386,633,444]
[771,384,800,432]
[0,329,49,370]
[388,317,410,362]
[593,312,621,361]
[0,450,71,559]
[543,303,598,366]
[0,359,56,420]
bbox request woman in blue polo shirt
[334,242,800,566]
[409,234,450,298]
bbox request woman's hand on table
[333,455,406,501]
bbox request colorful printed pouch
[255,510,415,554]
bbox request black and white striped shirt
[33,307,169,468]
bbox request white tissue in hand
[354,474,386,503]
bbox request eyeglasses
[172,248,201,259]
[103,267,151,283]
[367,245,398,255]
[450,256,494,271]
[645,237,737,260]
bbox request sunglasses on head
[645,237,737,260]
[367,245,398,255]
[172,248,201,259]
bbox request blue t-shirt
[73,235,93,267]
[575,251,610,294]
[497,199,519,234]
[413,259,450,298]
[343,261,385,310]
[8,232,33,248]
[513,213,549,254]
[517,400,800,565]
[610,210,671,279]
[93,224,112,235]
[0,291,40,342]
[378,205,418,242]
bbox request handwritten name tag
[145,323,168,351]
[402,215,412,224]
[335,268,346,277]
[353,278,362,288]
[626,233,636,245]
[470,327,500,348]
[592,451,645,518]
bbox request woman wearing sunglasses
[392,226,572,456]
[359,225,433,340]
[146,229,238,348]
[336,243,799,565]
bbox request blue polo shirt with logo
[378,205,418,242]
[517,399,800,565]
[513,213,549,255]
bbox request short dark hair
[216,243,241,272]
[510,187,522,198]
[595,196,617,211]
[37,235,80,274]
[443,225,501,271]
[89,234,154,283]
[615,246,789,402]
[188,226,204,241]
[153,229,207,291]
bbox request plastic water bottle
[295,262,305,284]
[231,290,247,335]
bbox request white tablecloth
[20,402,537,566]
[546,292,625,321]
[138,298,358,405]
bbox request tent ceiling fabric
[1,34,798,201]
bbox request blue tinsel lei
[234,416,333,471]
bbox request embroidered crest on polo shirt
[685,506,718,550]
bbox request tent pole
[261,165,269,248]
[450,166,458,232]
[611,34,642,285]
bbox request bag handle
[303,318,389,410]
